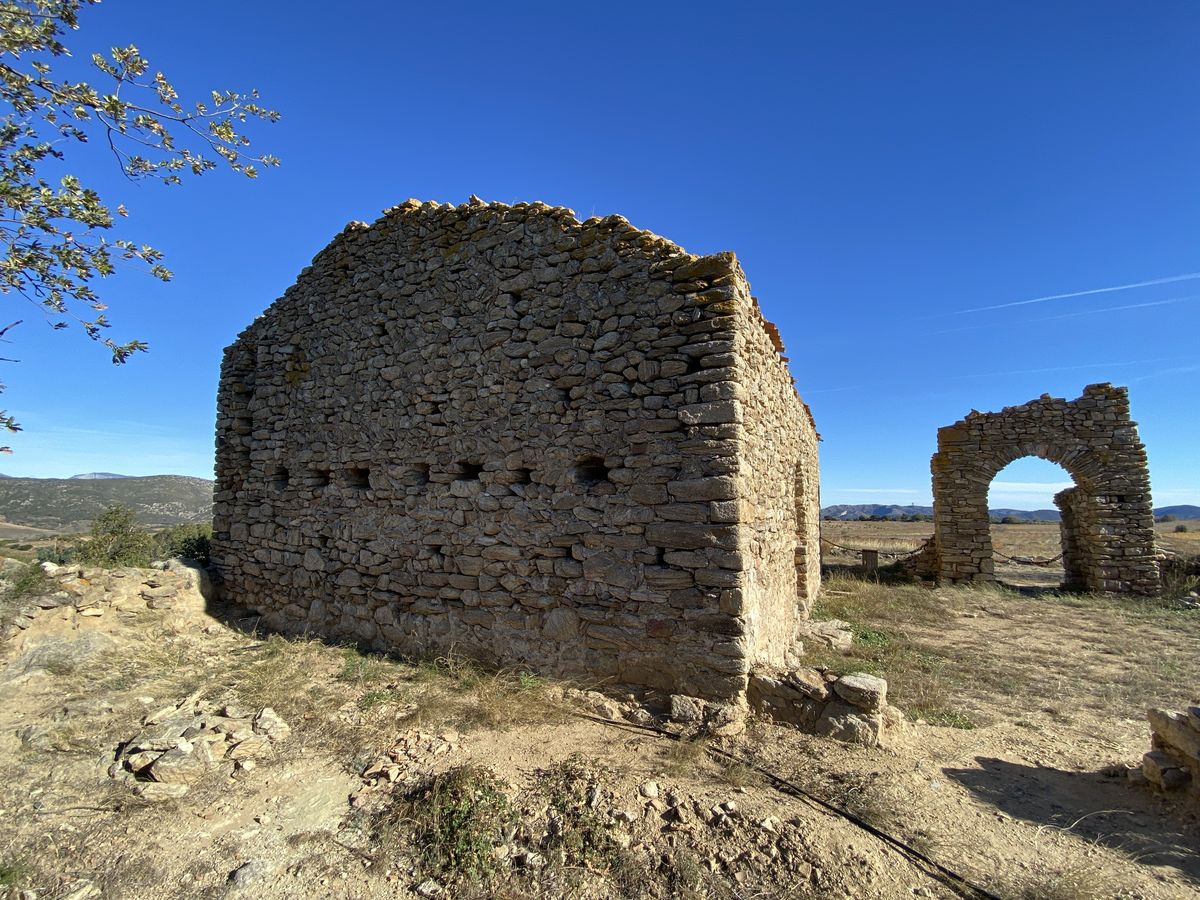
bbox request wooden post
[862,549,879,575]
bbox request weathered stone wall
[1142,707,1200,799]
[212,198,818,704]
[735,303,821,666]
[929,383,1158,594]
[1054,486,1091,592]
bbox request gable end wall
[211,199,817,701]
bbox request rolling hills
[0,475,213,532]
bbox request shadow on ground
[945,756,1200,882]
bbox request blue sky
[3,1,1197,509]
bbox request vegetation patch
[392,766,518,888]
[0,562,49,624]
[0,859,28,888]
[37,505,211,568]
[538,755,637,881]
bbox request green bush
[4,562,49,600]
[1176,524,1190,534]
[153,523,212,564]
[70,507,211,568]
[36,545,75,565]
[75,505,155,567]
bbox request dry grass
[826,518,1200,593]
[811,573,1200,726]
[991,861,1108,900]
[810,575,982,725]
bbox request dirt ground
[0,556,1197,899]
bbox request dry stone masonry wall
[212,198,819,706]
[1142,706,1200,800]
[927,384,1158,594]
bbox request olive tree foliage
[0,0,278,448]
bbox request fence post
[862,549,878,575]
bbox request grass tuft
[0,859,28,887]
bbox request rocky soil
[0,563,1197,899]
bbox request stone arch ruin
[211,198,821,707]
[928,383,1159,594]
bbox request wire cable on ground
[991,550,1064,566]
[577,712,1002,900]
[819,538,926,560]
[821,538,1066,566]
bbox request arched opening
[986,457,1072,590]
[929,385,1160,595]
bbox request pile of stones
[1,559,210,639]
[748,668,900,746]
[1141,706,1199,798]
[349,729,462,808]
[108,693,290,801]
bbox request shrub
[398,767,517,887]
[153,523,212,564]
[70,508,212,568]
[1175,524,1189,534]
[36,545,75,565]
[3,562,49,600]
[75,505,154,568]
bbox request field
[821,519,1200,589]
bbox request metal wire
[819,538,927,560]
[991,550,1065,566]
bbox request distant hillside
[822,504,935,521]
[986,508,1062,522]
[822,503,1198,522]
[0,475,213,532]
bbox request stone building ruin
[926,383,1159,594]
[212,198,821,707]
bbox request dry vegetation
[822,518,1200,592]
[1,539,1198,898]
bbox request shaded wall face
[734,307,820,666]
[1055,486,1090,591]
[930,384,1159,595]
[212,203,815,701]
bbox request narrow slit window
[347,467,371,489]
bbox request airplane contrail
[947,271,1200,316]
[1028,294,1198,323]
[925,295,1198,336]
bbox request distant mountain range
[822,503,1200,522]
[0,475,213,532]
[0,472,132,480]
